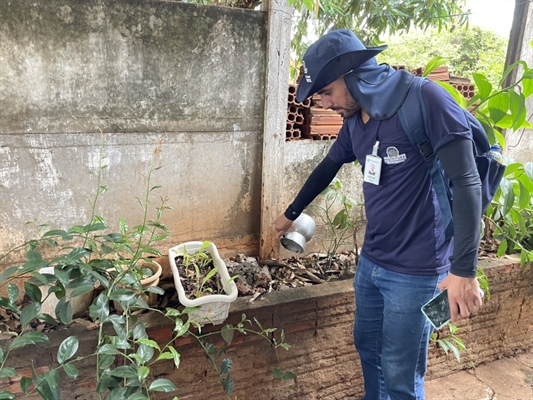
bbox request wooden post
[259,0,292,260]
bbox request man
[274,29,484,399]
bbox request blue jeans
[353,254,447,400]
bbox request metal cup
[280,213,316,253]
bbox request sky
[465,0,515,38]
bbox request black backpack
[397,76,506,241]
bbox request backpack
[397,76,506,241]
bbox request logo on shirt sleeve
[384,146,407,165]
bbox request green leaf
[137,344,155,364]
[220,358,233,375]
[97,354,115,370]
[0,297,18,313]
[20,302,40,327]
[522,71,533,98]
[42,229,72,240]
[518,181,530,210]
[222,375,234,395]
[37,313,59,326]
[509,90,526,131]
[496,240,508,257]
[97,344,121,355]
[423,56,450,76]
[109,365,137,378]
[0,391,15,400]
[220,324,235,345]
[57,336,79,364]
[89,292,110,322]
[7,283,19,304]
[20,376,33,393]
[148,378,177,392]
[9,332,49,350]
[119,218,128,235]
[472,73,492,101]
[168,346,181,369]
[137,338,160,350]
[146,285,164,295]
[487,92,509,123]
[108,289,136,303]
[23,282,42,303]
[127,394,150,400]
[0,266,21,285]
[55,297,73,325]
[503,188,516,216]
[62,363,79,379]
[155,351,175,361]
[137,366,150,383]
[0,368,17,379]
[68,284,95,298]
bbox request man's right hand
[274,214,294,238]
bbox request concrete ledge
[1,257,532,399]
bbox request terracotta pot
[113,259,162,313]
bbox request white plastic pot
[168,241,238,326]
[39,267,94,317]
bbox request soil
[1,240,499,336]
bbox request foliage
[313,178,363,268]
[288,0,469,80]
[430,322,468,362]
[378,26,507,87]
[0,138,291,399]
[176,241,222,299]
[424,42,533,268]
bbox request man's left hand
[438,274,483,323]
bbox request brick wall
[2,257,532,399]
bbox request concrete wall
[280,141,365,258]
[0,0,269,259]
[503,1,533,163]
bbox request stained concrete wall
[0,0,269,259]
[280,141,365,258]
[503,1,533,163]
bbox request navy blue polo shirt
[328,81,471,275]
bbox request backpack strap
[397,77,454,241]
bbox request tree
[288,0,470,77]
[377,26,507,86]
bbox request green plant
[191,314,292,399]
[313,177,363,268]
[0,137,292,399]
[422,43,533,269]
[176,241,222,299]
[430,322,468,362]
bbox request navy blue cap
[296,29,388,102]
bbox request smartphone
[422,288,485,330]
[421,289,451,330]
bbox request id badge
[363,154,382,185]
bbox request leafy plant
[0,138,291,399]
[423,42,533,268]
[192,314,292,399]
[430,322,468,362]
[312,177,363,269]
[175,241,222,299]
